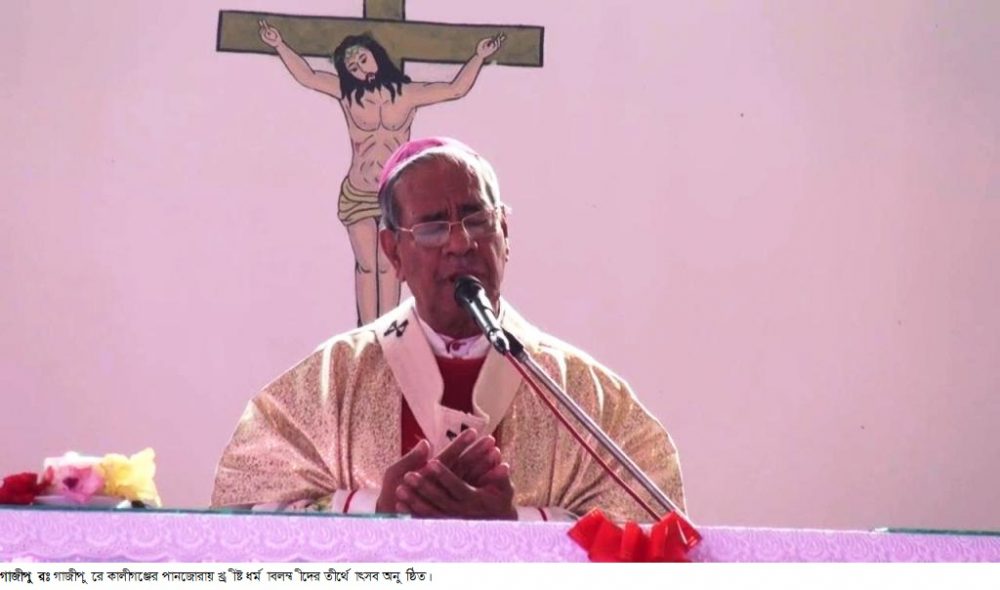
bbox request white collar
[414,302,506,360]
[371,297,531,450]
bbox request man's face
[380,156,509,338]
[345,47,378,82]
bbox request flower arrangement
[0,473,43,505]
[0,448,161,507]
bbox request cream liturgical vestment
[212,299,685,522]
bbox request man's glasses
[397,207,502,248]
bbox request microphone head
[453,275,484,304]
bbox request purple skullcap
[377,136,480,191]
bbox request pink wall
[2,0,997,530]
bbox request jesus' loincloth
[337,178,382,226]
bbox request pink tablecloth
[0,508,997,562]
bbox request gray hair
[378,146,502,231]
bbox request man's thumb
[399,439,431,469]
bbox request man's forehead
[410,153,473,175]
[400,156,481,190]
[396,158,486,219]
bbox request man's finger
[393,440,430,475]
[452,436,496,481]
[464,446,502,486]
[433,428,477,467]
[455,435,495,464]
[427,460,475,500]
[405,469,464,508]
[478,462,514,494]
[395,491,440,518]
[398,475,453,516]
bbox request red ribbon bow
[568,509,702,562]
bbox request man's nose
[442,220,474,254]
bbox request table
[1,508,997,562]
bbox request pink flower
[43,464,105,504]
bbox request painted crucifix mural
[217,1,544,326]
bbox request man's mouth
[444,271,481,286]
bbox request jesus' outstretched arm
[258,19,343,98]
[406,34,506,107]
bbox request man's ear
[500,214,510,260]
[379,228,404,280]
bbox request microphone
[453,275,510,355]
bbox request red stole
[402,356,500,454]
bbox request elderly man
[212,138,685,522]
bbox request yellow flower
[99,448,162,507]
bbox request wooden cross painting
[217,1,544,327]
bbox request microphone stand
[497,329,694,526]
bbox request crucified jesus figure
[258,19,505,326]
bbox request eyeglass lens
[411,209,496,246]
